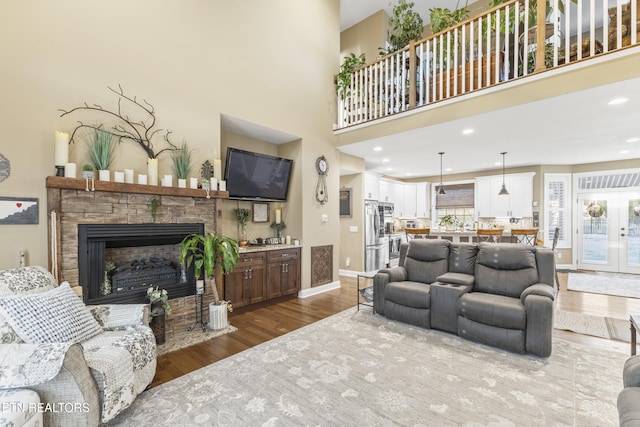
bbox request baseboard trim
[339,269,360,278]
[298,281,341,298]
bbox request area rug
[567,272,640,298]
[554,309,631,342]
[156,324,237,356]
[109,309,625,426]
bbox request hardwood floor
[152,272,640,388]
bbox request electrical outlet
[346,257,351,267]
[349,226,358,232]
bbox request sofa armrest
[0,343,101,426]
[624,356,640,388]
[520,283,556,304]
[382,266,408,283]
[373,267,407,316]
[0,343,78,388]
[436,272,475,287]
[89,304,149,329]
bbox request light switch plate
[321,214,329,222]
[349,225,358,232]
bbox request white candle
[285,235,291,245]
[275,209,282,224]
[147,158,158,186]
[218,180,226,191]
[114,171,125,183]
[138,174,147,185]
[213,158,222,182]
[64,163,76,178]
[189,177,198,189]
[210,177,217,190]
[124,169,134,184]
[54,131,69,166]
[178,178,187,188]
[162,174,172,187]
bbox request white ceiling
[340,0,456,31]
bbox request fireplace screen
[78,223,204,305]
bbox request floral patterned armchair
[0,266,156,425]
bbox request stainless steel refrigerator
[365,200,385,272]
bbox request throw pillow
[0,282,103,343]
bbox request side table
[357,271,377,311]
[631,315,640,355]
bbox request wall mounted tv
[223,147,294,201]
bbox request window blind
[435,183,475,209]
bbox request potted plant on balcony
[336,53,366,101]
[180,232,239,330]
[380,0,425,56]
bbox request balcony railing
[337,0,639,129]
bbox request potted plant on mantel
[88,128,115,181]
[171,141,192,188]
[179,232,239,330]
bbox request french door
[577,192,640,274]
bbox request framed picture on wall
[339,188,352,218]
[253,202,269,223]
[0,196,39,224]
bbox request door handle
[621,233,627,237]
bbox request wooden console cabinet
[224,247,301,309]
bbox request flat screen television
[223,148,294,201]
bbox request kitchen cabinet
[364,172,381,200]
[415,182,431,218]
[401,184,417,217]
[224,252,266,308]
[475,173,535,218]
[267,248,301,298]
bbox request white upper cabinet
[364,172,381,201]
[415,182,431,218]
[401,183,417,218]
[475,172,535,218]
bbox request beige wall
[340,10,389,64]
[339,153,366,271]
[0,0,341,290]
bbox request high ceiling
[338,0,640,179]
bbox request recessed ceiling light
[462,128,474,135]
[405,172,412,176]
[494,162,502,166]
[620,150,630,154]
[386,168,392,171]
[382,158,390,163]
[627,137,640,143]
[445,168,452,172]
[608,97,629,106]
[374,147,383,152]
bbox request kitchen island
[429,229,514,243]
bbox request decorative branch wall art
[59,85,179,159]
[0,197,39,224]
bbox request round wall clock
[0,154,10,183]
[315,155,328,205]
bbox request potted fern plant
[180,232,239,330]
[171,141,192,188]
[88,128,115,181]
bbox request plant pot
[209,301,229,330]
[178,178,187,188]
[98,169,110,181]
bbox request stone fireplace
[46,176,226,339]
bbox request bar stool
[477,228,503,243]
[511,228,539,246]
[406,228,430,240]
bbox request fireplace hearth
[78,223,204,305]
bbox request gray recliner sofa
[373,239,556,357]
[618,355,640,426]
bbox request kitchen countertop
[239,244,302,253]
[430,229,513,237]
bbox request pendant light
[498,152,509,196]
[438,152,446,195]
